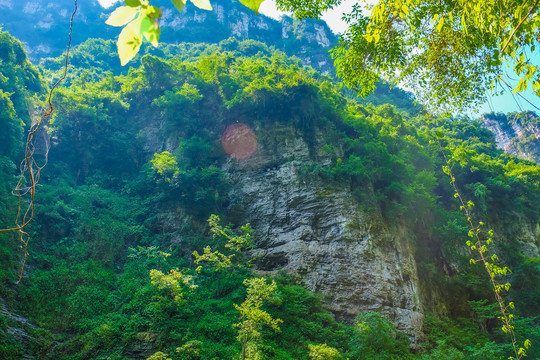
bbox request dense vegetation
[0,29,538,359]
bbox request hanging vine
[0,0,78,283]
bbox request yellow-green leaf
[436,17,445,32]
[238,0,265,15]
[401,4,409,15]
[124,0,141,7]
[117,21,143,66]
[171,0,187,13]
[141,15,160,47]
[106,6,138,27]
[191,0,212,11]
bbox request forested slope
[0,30,539,359]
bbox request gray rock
[223,127,424,338]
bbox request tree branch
[501,0,540,54]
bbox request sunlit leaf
[141,15,160,47]
[191,0,212,11]
[171,0,187,12]
[117,20,143,66]
[124,0,141,7]
[106,6,138,27]
[436,17,444,32]
[238,0,264,15]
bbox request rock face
[153,1,338,74]
[0,297,42,359]
[481,112,540,164]
[223,126,424,338]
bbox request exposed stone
[223,127,424,338]
[230,12,250,38]
[313,25,330,47]
[481,113,540,164]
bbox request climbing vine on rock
[435,130,532,360]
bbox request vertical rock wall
[223,126,424,337]
[481,113,540,165]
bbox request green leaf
[191,0,212,10]
[171,0,186,12]
[401,4,409,15]
[106,6,138,27]
[124,0,141,7]
[238,0,264,15]
[117,20,143,66]
[436,17,445,32]
[140,15,160,47]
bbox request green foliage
[0,90,23,158]
[176,340,203,359]
[308,343,341,360]
[347,312,412,360]
[234,278,283,360]
[151,151,180,182]
[275,0,340,20]
[147,352,172,360]
[0,30,45,160]
[1,31,538,360]
[326,1,540,112]
[150,268,197,302]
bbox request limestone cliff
[481,112,540,165]
[139,113,426,338]
[222,127,424,338]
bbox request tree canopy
[108,0,540,114]
[330,0,540,113]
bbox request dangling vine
[435,132,532,360]
[0,0,78,283]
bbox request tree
[107,0,540,114]
[150,268,197,302]
[328,0,540,113]
[234,278,282,360]
[150,151,180,182]
[193,214,254,293]
[308,343,342,360]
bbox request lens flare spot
[221,123,257,159]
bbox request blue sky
[98,0,538,117]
